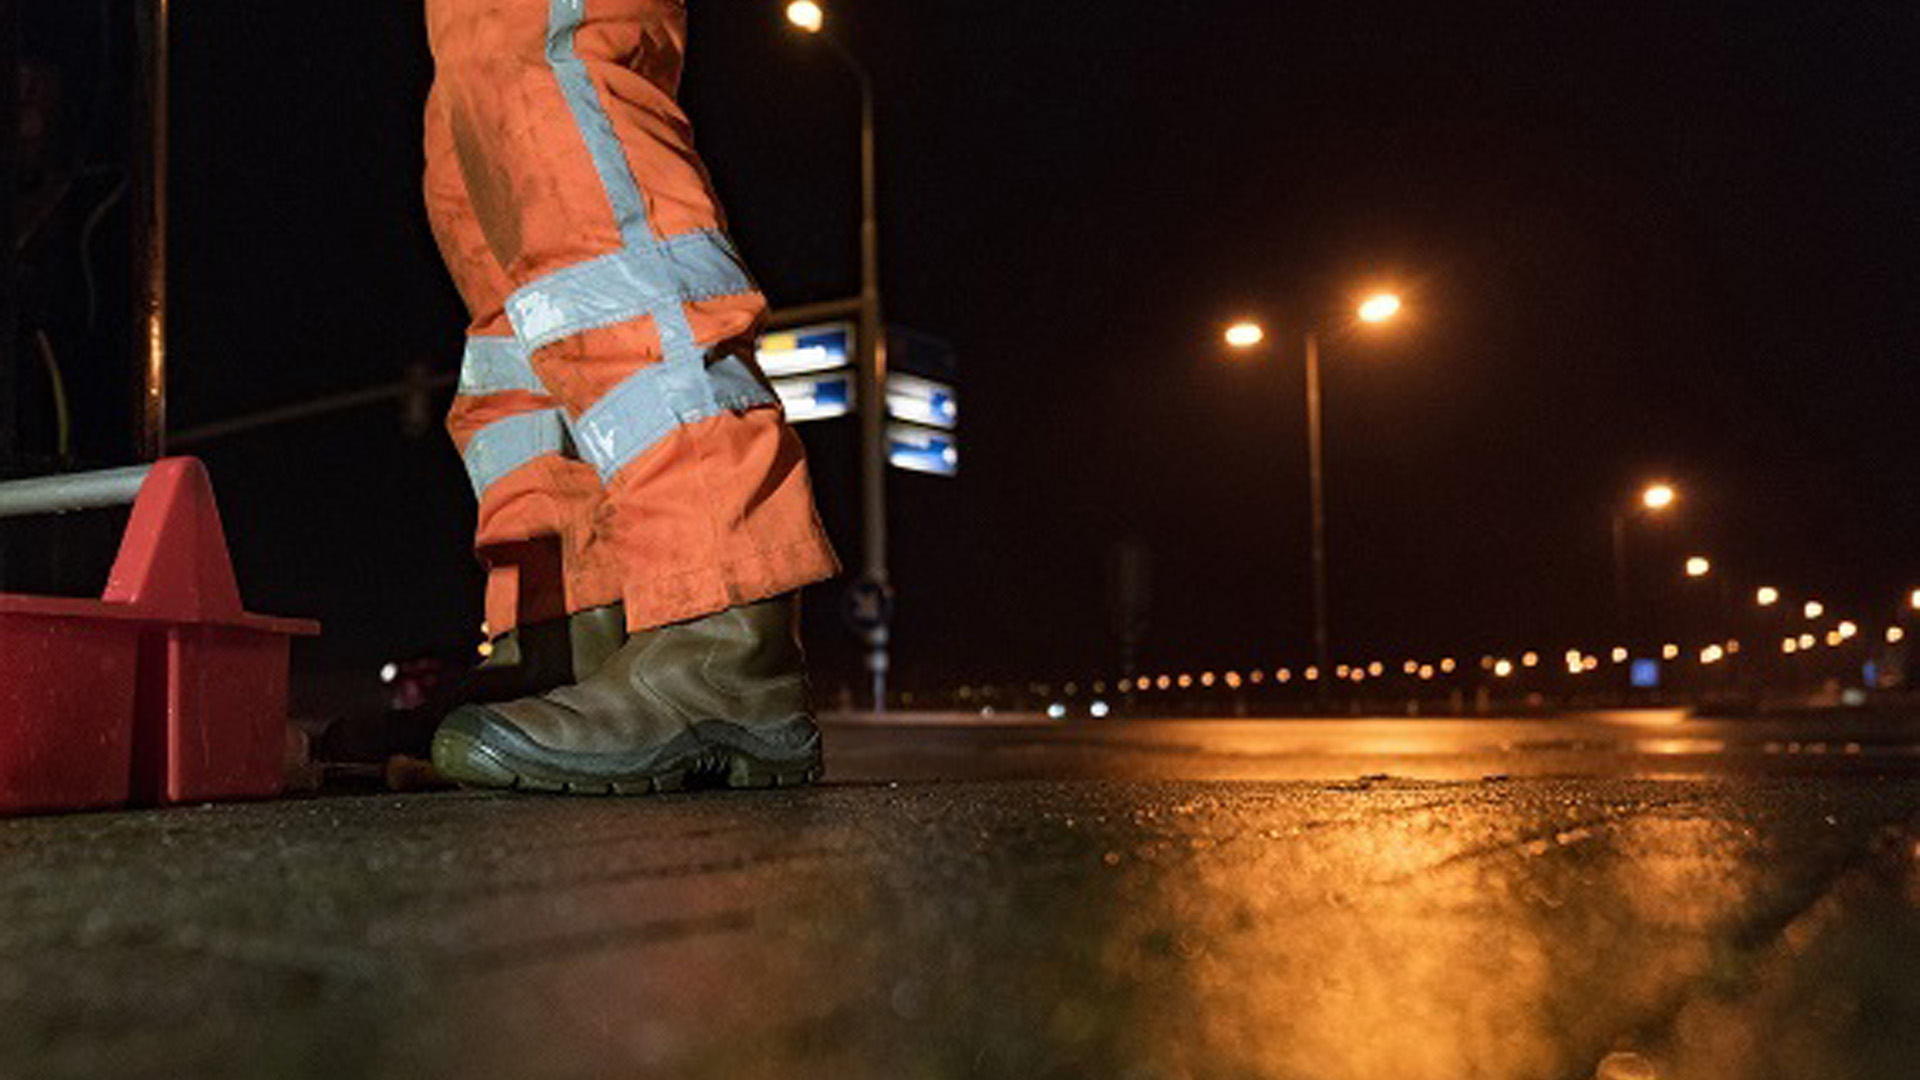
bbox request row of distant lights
[974,622,1907,702]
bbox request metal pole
[811,32,890,713]
[1611,511,1630,643]
[132,0,171,461]
[1305,331,1329,705]
[845,45,889,715]
[0,465,153,520]
[0,0,20,480]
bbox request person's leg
[424,0,836,633]
[426,80,625,641]
[421,0,837,791]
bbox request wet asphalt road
[2,712,1917,1080]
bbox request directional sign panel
[772,372,855,423]
[757,322,853,378]
[885,373,958,430]
[887,423,959,477]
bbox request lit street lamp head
[1641,483,1677,512]
[786,1,825,33]
[1756,586,1780,607]
[1224,321,1265,349]
[1357,293,1402,324]
[1685,556,1711,578]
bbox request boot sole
[430,709,824,795]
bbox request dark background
[8,2,1917,699]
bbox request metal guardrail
[0,465,153,520]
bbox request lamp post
[787,2,891,712]
[1225,292,1401,704]
[1611,482,1676,644]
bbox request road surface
[2,711,1915,1079]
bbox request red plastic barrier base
[0,459,319,815]
[0,603,143,813]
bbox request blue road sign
[772,371,855,423]
[885,373,958,430]
[842,576,894,637]
[887,423,959,477]
[757,322,854,378]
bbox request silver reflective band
[462,408,568,498]
[572,355,778,481]
[458,336,545,396]
[546,0,651,247]
[505,231,755,351]
[533,0,773,485]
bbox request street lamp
[785,1,824,32]
[1224,321,1265,349]
[1755,585,1780,607]
[1685,555,1712,579]
[1803,600,1825,620]
[1222,292,1403,701]
[1611,481,1678,641]
[784,1,891,712]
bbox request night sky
[20,2,1919,695]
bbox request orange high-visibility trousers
[424,0,838,635]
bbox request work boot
[430,594,822,794]
[314,604,629,763]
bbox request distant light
[1804,600,1825,620]
[1177,674,1194,689]
[1662,643,1680,661]
[1582,655,1600,672]
[1725,639,1741,655]
[476,641,494,659]
[1521,651,1540,668]
[1367,661,1385,678]
[1799,633,1816,650]
[1336,665,1351,679]
[1249,670,1266,685]
[1350,669,1367,683]
[1224,321,1265,349]
[1418,665,1435,680]
[1200,671,1217,688]
[1090,700,1111,719]
[785,1,825,33]
[1494,659,1515,678]
[1888,627,1906,645]
[1157,675,1172,690]
[1047,703,1068,720]
[1304,667,1319,681]
[1837,621,1858,641]
[1700,645,1724,665]
[1782,638,1799,655]
[1611,647,1629,664]
[1119,678,1134,693]
[1911,588,1920,612]
[1826,631,1843,648]
[1404,660,1421,676]
[379,662,399,685]
[1357,293,1402,324]
[1756,586,1780,607]
[1439,658,1457,674]
[1641,484,1677,511]
[1564,649,1584,666]
[1685,556,1712,579]
[1278,668,1294,683]
[1224,671,1243,689]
